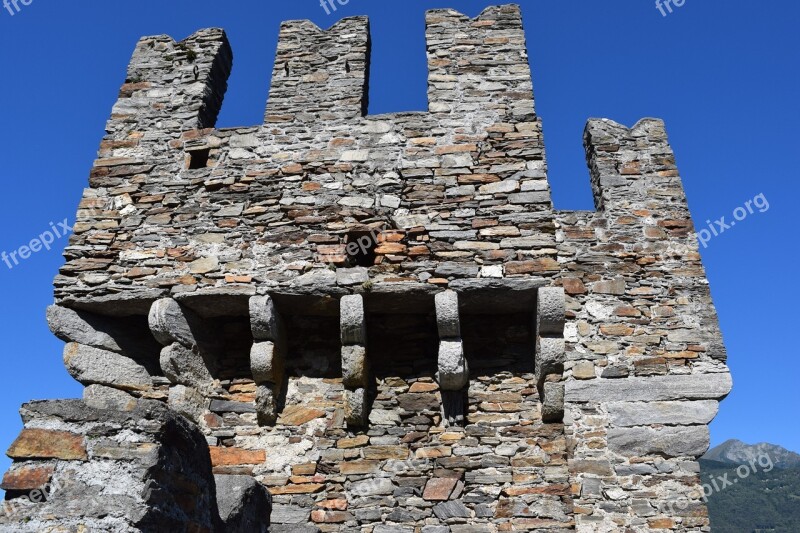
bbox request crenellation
[1,4,732,532]
[265,17,370,123]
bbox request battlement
[1,5,731,532]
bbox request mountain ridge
[703,439,800,469]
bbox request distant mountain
[703,439,800,469]
[700,441,800,532]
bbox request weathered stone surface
[47,305,161,362]
[279,406,326,426]
[438,340,468,391]
[159,342,214,389]
[249,295,283,342]
[535,337,565,380]
[566,373,733,403]
[433,501,470,520]
[1,464,54,492]
[6,427,87,463]
[351,478,394,496]
[148,298,203,348]
[536,287,565,335]
[435,290,461,338]
[168,385,209,423]
[345,388,368,427]
[342,344,369,388]
[256,384,278,426]
[340,295,366,345]
[608,426,711,457]
[251,341,284,385]
[542,382,565,423]
[215,474,272,532]
[210,447,266,467]
[63,343,151,391]
[83,384,138,411]
[608,400,719,427]
[423,477,459,501]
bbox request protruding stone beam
[148,298,219,394]
[249,295,286,426]
[340,295,370,427]
[535,287,566,423]
[435,291,468,427]
[47,304,162,379]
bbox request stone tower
[1,4,731,532]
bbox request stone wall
[2,4,731,532]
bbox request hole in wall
[187,148,210,170]
[461,312,535,375]
[367,312,438,379]
[345,231,378,267]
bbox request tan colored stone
[7,429,87,461]
[337,435,369,449]
[572,362,596,380]
[278,406,326,426]
[363,446,409,460]
[409,382,439,393]
[318,498,348,511]
[311,510,350,523]
[209,446,266,466]
[423,477,458,501]
[339,460,380,475]
[1,465,55,491]
[269,483,325,495]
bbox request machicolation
[0,4,731,532]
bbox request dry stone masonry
[1,4,731,532]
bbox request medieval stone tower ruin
[0,4,732,532]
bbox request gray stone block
[214,474,272,532]
[47,305,121,352]
[336,267,369,286]
[435,290,461,338]
[345,387,368,427]
[342,345,369,388]
[249,295,283,342]
[351,478,394,497]
[250,341,284,385]
[169,385,208,424]
[256,385,277,426]
[433,501,470,520]
[565,373,733,403]
[438,340,468,391]
[159,342,214,390]
[340,295,366,345]
[536,287,565,335]
[148,298,204,348]
[608,426,711,458]
[536,336,565,379]
[607,400,719,427]
[63,343,151,392]
[83,384,137,411]
[542,382,565,423]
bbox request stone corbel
[340,295,370,427]
[535,287,566,423]
[435,290,468,427]
[249,295,287,426]
[148,298,219,394]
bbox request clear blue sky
[0,0,797,480]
